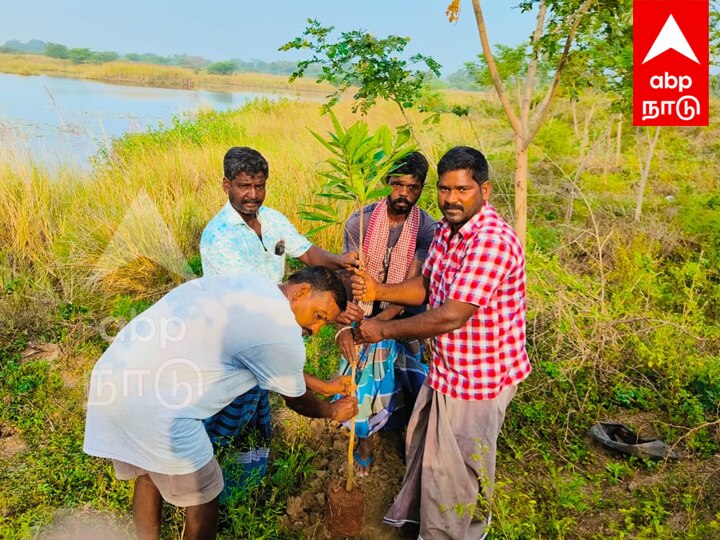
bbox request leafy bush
[206,61,236,75]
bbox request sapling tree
[301,111,415,491]
[301,111,415,252]
[446,0,622,246]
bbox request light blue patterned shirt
[200,203,312,283]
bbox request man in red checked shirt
[352,146,530,540]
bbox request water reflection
[0,72,292,168]
[205,91,234,105]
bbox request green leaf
[366,187,392,200]
[395,128,411,149]
[318,192,355,201]
[350,172,366,202]
[377,125,393,157]
[318,173,347,185]
[329,109,345,139]
[310,129,341,157]
[299,212,337,223]
[298,202,339,223]
[307,202,337,214]
[327,160,349,176]
[305,223,337,237]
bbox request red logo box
[633,0,709,126]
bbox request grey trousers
[384,383,517,540]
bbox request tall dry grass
[0,54,77,77]
[0,53,334,94]
[9,88,714,328]
[0,96,492,323]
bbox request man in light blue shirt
[200,146,359,282]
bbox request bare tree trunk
[634,126,661,222]
[470,0,522,134]
[514,137,528,245]
[580,103,595,159]
[615,115,623,168]
[602,115,613,181]
[469,0,592,248]
[571,99,579,138]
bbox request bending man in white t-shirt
[83,267,358,540]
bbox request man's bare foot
[353,435,375,477]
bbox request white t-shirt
[83,273,306,475]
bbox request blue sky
[1,0,537,75]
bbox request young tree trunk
[571,99,579,138]
[580,103,595,159]
[514,137,529,245]
[469,0,593,249]
[345,361,357,491]
[602,115,613,181]
[634,126,661,222]
[615,115,623,168]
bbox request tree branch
[398,105,436,169]
[521,0,548,140]
[470,0,522,135]
[526,0,594,146]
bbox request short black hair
[286,267,348,312]
[390,151,429,184]
[437,146,489,185]
[223,146,269,180]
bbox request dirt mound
[274,411,410,539]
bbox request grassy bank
[0,53,335,94]
[1,94,719,538]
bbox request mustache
[391,197,412,206]
[442,203,464,211]
[241,199,261,205]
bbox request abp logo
[633,1,709,126]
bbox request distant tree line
[0,39,325,78]
[5,38,717,94]
[0,38,463,87]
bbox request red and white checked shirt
[421,203,530,400]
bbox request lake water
[0,72,294,168]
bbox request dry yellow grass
[5,88,718,305]
[0,53,335,94]
[0,96,493,304]
[0,54,77,77]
